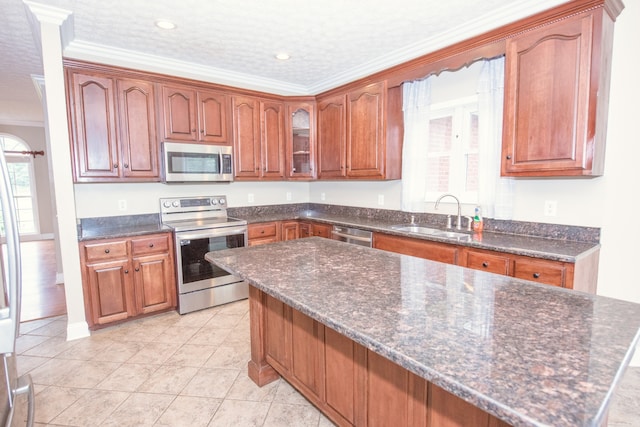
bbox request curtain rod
[3,150,45,158]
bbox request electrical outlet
[118,199,127,211]
[378,194,385,206]
[286,192,292,201]
[321,193,326,201]
[248,193,254,203]
[544,200,557,216]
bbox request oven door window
[179,234,244,284]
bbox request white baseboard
[630,343,640,367]
[66,320,90,341]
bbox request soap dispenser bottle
[472,206,483,232]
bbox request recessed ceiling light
[275,53,290,61]
[155,19,176,30]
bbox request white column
[24,1,89,340]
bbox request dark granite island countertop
[206,238,640,427]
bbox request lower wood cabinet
[248,221,280,246]
[79,232,176,328]
[251,290,510,427]
[373,232,598,292]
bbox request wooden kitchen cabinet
[79,232,176,328]
[308,222,333,238]
[373,233,459,264]
[281,221,300,241]
[511,257,566,288]
[233,96,286,179]
[248,221,281,246]
[460,248,511,276]
[67,70,160,182]
[501,7,617,177]
[161,84,230,144]
[286,101,316,179]
[317,81,402,180]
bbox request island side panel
[248,285,514,427]
[247,285,280,386]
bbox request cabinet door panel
[317,95,347,178]
[233,96,261,178]
[134,253,174,314]
[86,259,134,325]
[261,101,286,178]
[281,221,299,241]
[464,250,510,275]
[163,86,198,141]
[325,327,358,425]
[503,14,593,175]
[347,82,385,178]
[117,78,159,179]
[199,91,229,143]
[373,233,458,264]
[70,73,119,179]
[265,295,290,370]
[291,308,324,399]
[428,383,489,427]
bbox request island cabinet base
[247,286,512,427]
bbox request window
[0,134,40,236]
[425,96,479,204]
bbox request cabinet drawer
[131,234,170,256]
[513,259,565,287]
[248,222,278,239]
[83,240,128,262]
[464,251,510,275]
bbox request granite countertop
[243,211,599,263]
[78,222,172,241]
[206,238,640,427]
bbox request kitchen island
[205,238,640,426]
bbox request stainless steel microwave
[162,142,233,183]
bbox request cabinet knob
[482,262,489,268]
[114,164,118,169]
[123,163,129,168]
[200,129,204,134]
[104,249,110,254]
[135,267,140,272]
[124,269,129,274]
[192,129,197,132]
[506,155,512,160]
[149,243,154,248]
[533,273,540,279]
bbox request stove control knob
[210,198,218,205]
[172,200,180,208]
[163,201,172,209]
[218,198,226,205]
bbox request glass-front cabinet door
[286,101,315,179]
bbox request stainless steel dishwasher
[331,225,373,247]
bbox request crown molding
[63,40,313,96]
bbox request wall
[0,124,55,237]
[74,181,310,218]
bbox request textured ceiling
[0,0,568,125]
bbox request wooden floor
[20,239,66,322]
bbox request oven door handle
[175,225,248,241]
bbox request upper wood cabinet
[501,7,616,177]
[317,81,402,180]
[161,85,230,144]
[233,96,286,180]
[67,70,160,182]
[286,101,316,180]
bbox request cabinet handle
[533,273,540,279]
[260,230,265,234]
[135,267,140,272]
[104,249,110,254]
[482,262,489,268]
[192,128,197,132]
[114,164,118,169]
[124,269,128,274]
[148,243,154,248]
[123,163,129,169]
[200,129,204,134]
[506,155,512,160]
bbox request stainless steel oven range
[160,195,248,314]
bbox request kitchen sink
[390,225,471,241]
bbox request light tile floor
[16,299,639,426]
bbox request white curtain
[477,56,514,219]
[401,77,432,212]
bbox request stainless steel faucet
[434,193,462,230]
